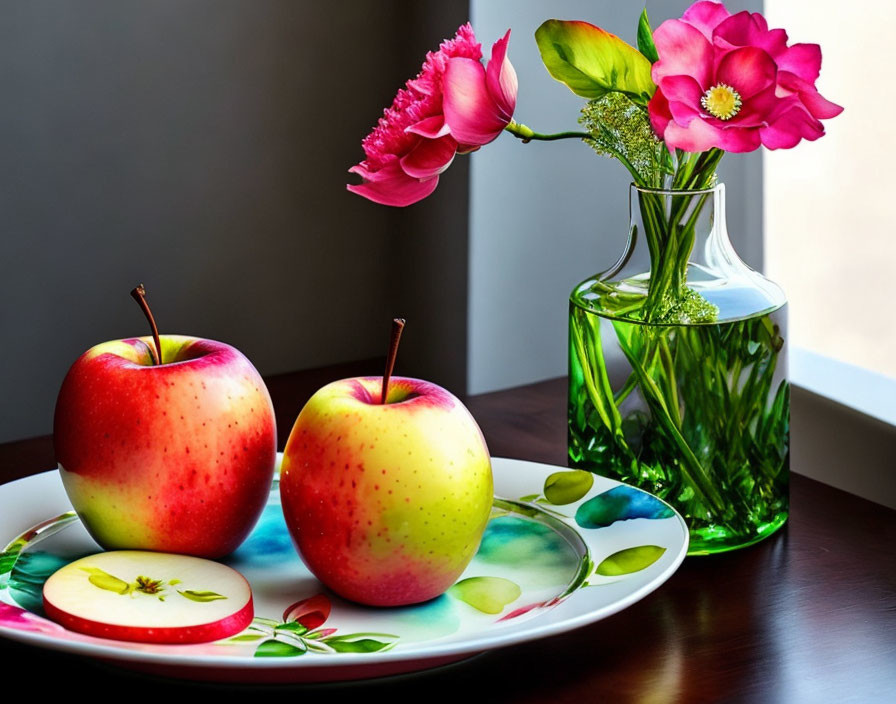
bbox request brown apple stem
[130,284,163,366]
[381,317,406,404]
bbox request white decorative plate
[0,456,687,683]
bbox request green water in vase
[569,298,789,554]
[569,183,789,554]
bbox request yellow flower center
[701,84,742,120]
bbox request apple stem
[130,284,163,366]
[381,317,406,404]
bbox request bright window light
[764,0,896,381]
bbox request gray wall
[0,1,469,443]
[467,0,763,394]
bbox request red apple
[54,333,277,558]
[280,375,493,607]
[43,550,254,644]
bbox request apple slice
[42,550,254,644]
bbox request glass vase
[568,183,789,554]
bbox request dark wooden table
[2,362,895,702]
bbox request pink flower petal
[714,125,762,152]
[652,19,714,90]
[665,116,761,153]
[443,57,508,145]
[660,75,704,105]
[648,89,673,139]
[663,114,728,152]
[777,43,822,82]
[400,134,458,179]
[659,76,704,126]
[716,46,777,99]
[681,1,731,39]
[760,105,825,149]
[729,84,778,126]
[778,71,844,119]
[347,159,440,207]
[485,29,518,120]
[406,115,450,139]
[714,12,788,57]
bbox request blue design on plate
[388,594,461,642]
[229,504,296,568]
[575,485,674,529]
[477,516,577,571]
[9,551,75,614]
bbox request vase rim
[631,182,723,196]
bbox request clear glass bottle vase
[568,183,789,554]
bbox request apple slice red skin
[42,593,255,644]
[53,335,277,559]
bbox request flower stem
[505,121,590,143]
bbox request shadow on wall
[0,1,471,443]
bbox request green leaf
[518,493,541,503]
[449,577,521,615]
[168,579,182,586]
[304,639,335,653]
[275,622,309,636]
[543,470,594,505]
[0,550,18,579]
[81,567,130,594]
[254,639,306,658]
[325,638,393,654]
[637,8,659,63]
[178,590,227,602]
[229,634,265,642]
[535,19,655,104]
[596,546,666,576]
[324,632,398,642]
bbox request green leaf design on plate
[275,622,309,636]
[254,639,306,658]
[178,590,227,602]
[0,550,19,580]
[596,546,666,576]
[449,576,522,614]
[543,470,594,505]
[229,634,265,642]
[325,638,394,653]
[81,567,130,594]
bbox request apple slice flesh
[42,551,253,644]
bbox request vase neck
[577,182,785,325]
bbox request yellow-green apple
[279,375,493,606]
[43,550,254,643]
[54,288,276,559]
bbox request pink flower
[348,24,516,207]
[648,1,842,153]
